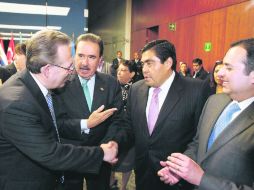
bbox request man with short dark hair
[192,58,209,80]
[111,39,208,190]
[0,30,117,190]
[158,38,254,190]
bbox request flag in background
[19,32,23,43]
[71,32,75,57]
[0,37,8,66]
[7,35,15,64]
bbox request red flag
[7,35,15,64]
[0,38,8,66]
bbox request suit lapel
[198,96,231,159]
[201,99,254,163]
[151,75,182,137]
[20,70,51,118]
[138,83,150,136]
[92,73,107,111]
[66,75,89,113]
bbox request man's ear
[249,70,254,84]
[40,64,50,78]
[130,71,135,79]
[164,57,173,69]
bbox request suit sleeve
[184,79,210,160]
[53,94,84,140]
[2,101,104,174]
[184,97,210,160]
[112,84,135,152]
[100,80,125,143]
[199,173,254,190]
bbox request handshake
[100,141,118,164]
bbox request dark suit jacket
[114,74,208,190]
[193,67,209,80]
[54,72,123,146]
[132,59,144,83]
[111,58,124,77]
[184,94,254,190]
[0,67,11,83]
[4,62,17,75]
[0,70,104,190]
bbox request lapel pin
[100,87,104,91]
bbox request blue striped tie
[207,102,240,150]
[45,92,65,183]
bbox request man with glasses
[53,33,123,190]
[0,30,117,190]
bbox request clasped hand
[100,141,118,164]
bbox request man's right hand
[100,141,118,164]
[87,105,117,128]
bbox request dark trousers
[62,163,111,190]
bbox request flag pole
[45,0,48,28]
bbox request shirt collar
[78,74,95,85]
[232,96,254,111]
[30,72,48,97]
[150,71,175,92]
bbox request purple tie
[148,88,161,135]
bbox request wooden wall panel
[131,0,254,72]
[131,29,147,54]
[224,1,254,51]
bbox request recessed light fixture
[84,9,88,17]
[0,2,70,16]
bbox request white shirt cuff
[81,119,90,134]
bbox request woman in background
[209,60,224,94]
[110,60,135,190]
[179,61,191,77]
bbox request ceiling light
[0,24,61,30]
[84,9,88,17]
[1,37,30,41]
[0,32,33,37]
[0,2,70,16]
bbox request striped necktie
[45,92,65,183]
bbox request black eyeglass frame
[50,63,75,72]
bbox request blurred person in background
[179,61,191,77]
[110,60,135,190]
[192,58,209,80]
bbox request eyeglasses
[51,63,75,72]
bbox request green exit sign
[168,23,176,31]
[204,42,212,52]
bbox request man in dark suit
[158,38,254,190]
[0,66,11,84]
[53,33,123,190]
[192,58,209,80]
[0,30,117,190]
[132,51,144,82]
[111,50,124,77]
[111,40,208,190]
